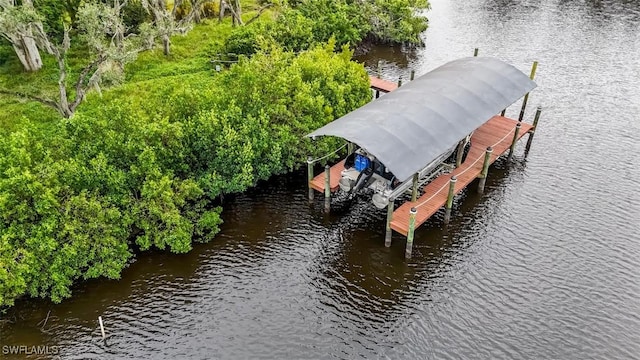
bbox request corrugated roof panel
[307,57,537,181]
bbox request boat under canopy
[306,57,537,182]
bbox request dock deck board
[310,159,346,193]
[369,76,398,93]
[390,116,533,236]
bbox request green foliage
[224,0,429,57]
[122,0,151,33]
[0,41,371,307]
[366,0,430,44]
[32,0,67,41]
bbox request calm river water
[2,0,640,358]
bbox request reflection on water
[3,0,640,358]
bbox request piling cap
[486,146,493,152]
[410,207,417,214]
[451,175,457,181]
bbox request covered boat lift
[306,56,543,257]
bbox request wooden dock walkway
[369,76,398,93]
[390,116,533,236]
[310,160,345,192]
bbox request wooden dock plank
[369,76,398,93]
[310,159,346,193]
[390,116,533,236]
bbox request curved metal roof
[307,56,537,181]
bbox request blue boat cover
[306,57,537,181]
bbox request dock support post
[500,109,506,117]
[411,173,419,202]
[307,157,315,202]
[375,89,380,99]
[406,207,417,258]
[473,48,479,57]
[525,107,542,157]
[347,142,354,156]
[518,61,538,121]
[98,316,106,340]
[444,175,458,225]
[508,122,522,160]
[385,200,394,247]
[397,76,402,88]
[478,147,493,194]
[410,70,415,81]
[455,140,465,167]
[324,165,330,213]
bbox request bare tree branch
[0,89,59,109]
[70,54,106,112]
[245,3,272,26]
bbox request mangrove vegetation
[0,0,430,307]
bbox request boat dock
[390,115,533,236]
[306,56,543,257]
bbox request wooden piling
[307,156,314,202]
[455,140,465,167]
[474,48,479,57]
[410,70,415,81]
[411,173,419,202]
[324,165,330,213]
[500,109,506,116]
[406,207,417,258]
[385,200,394,247]
[375,89,380,99]
[518,61,538,121]
[444,175,457,224]
[508,122,522,160]
[525,107,542,157]
[477,146,493,194]
[397,77,402,88]
[98,316,106,340]
[347,142,354,155]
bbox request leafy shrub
[0,43,371,307]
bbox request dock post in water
[525,107,543,157]
[478,147,493,194]
[518,61,538,121]
[385,200,394,247]
[455,141,465,167]
[324,165,331,213]
[508,122,522,160]
[474,48,479,57]
[98,316,106,340]
[397,76,403,88]
[410,70,415,81]
[444,175,458,224]
[411,173,419,202]
[406,207,417,258]
[307,156,314,202]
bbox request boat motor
[352,167,373,193]
[371,193,390,209]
